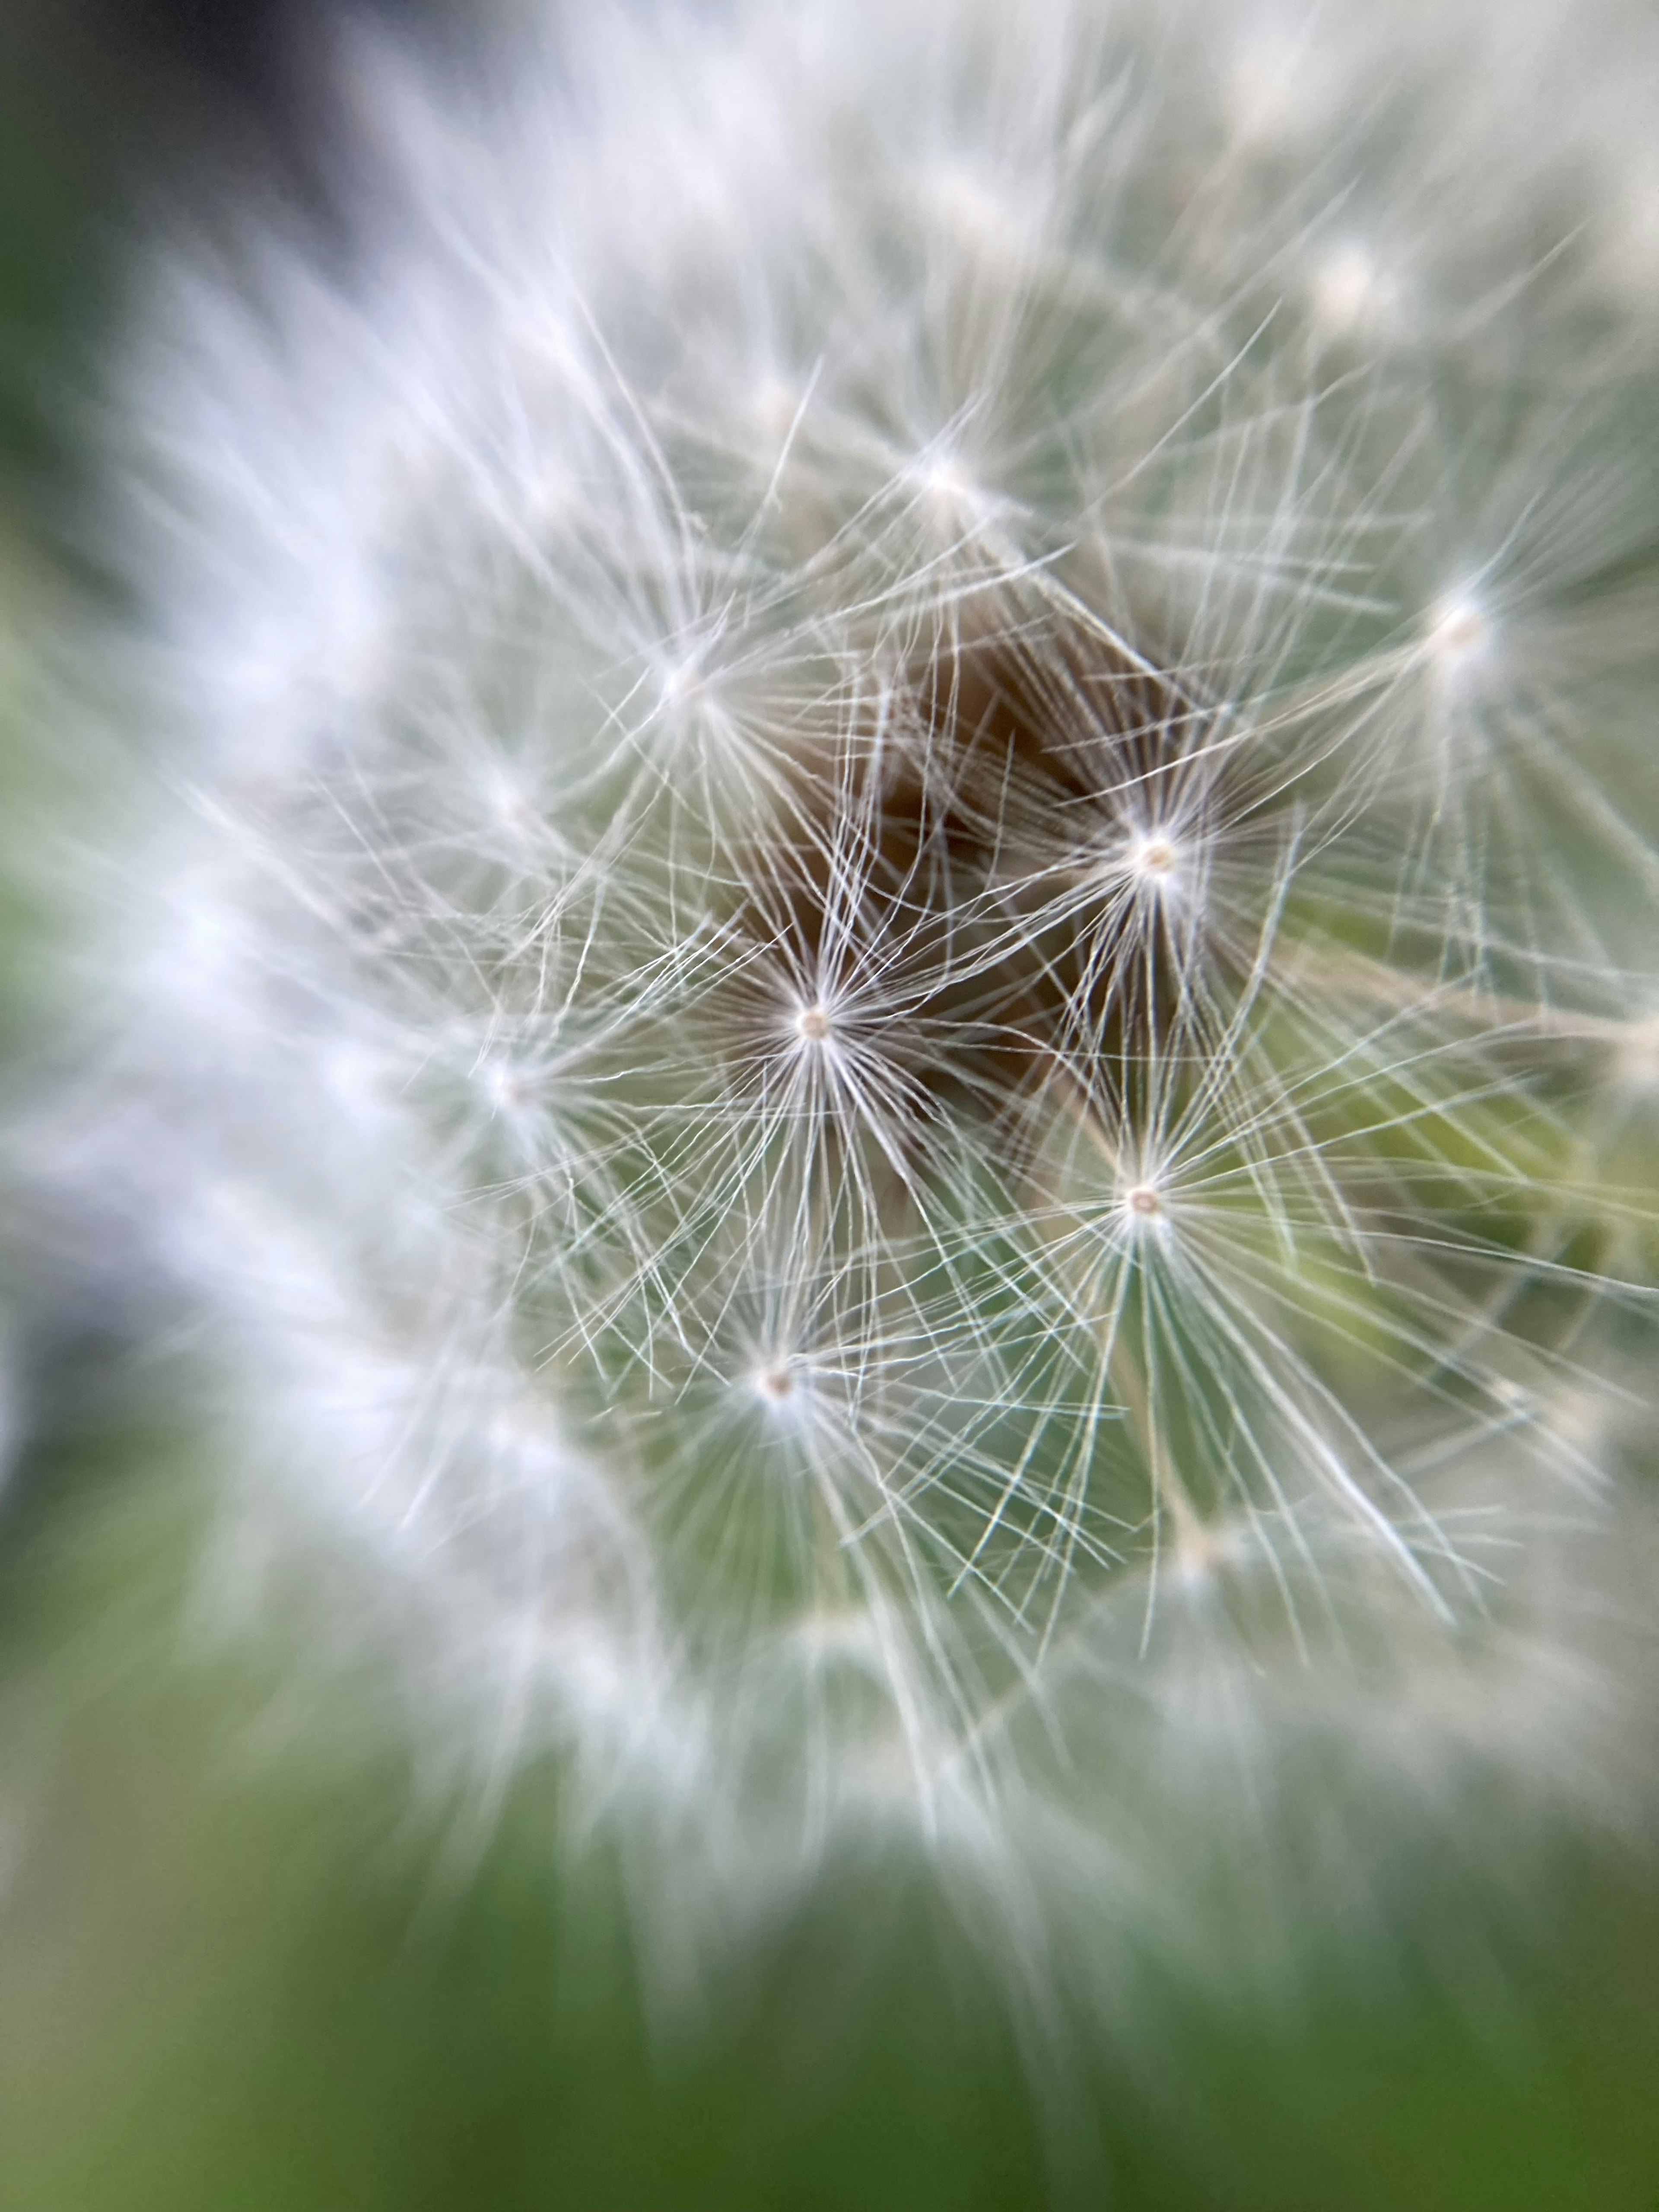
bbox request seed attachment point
[1130,834,1179,881]
[1424,591,1493,680]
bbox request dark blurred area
[0,1,279,550]
[83,0,327,111]
[0,0,458,548]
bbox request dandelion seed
[1309,242,1406,339]
[1423,589,1494,679]
[481,1062,531,1115]
[1611,1014,1659,1099]
[754,1362,799,1406]
[1128,833,1180,885]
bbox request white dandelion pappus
[28,0,1659,2015]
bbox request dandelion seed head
[19,0,1658,2029]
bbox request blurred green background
[2,9,1657,2207]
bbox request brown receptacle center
[725,604,1208,1173]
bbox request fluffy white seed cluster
[25,0,1659,1977]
